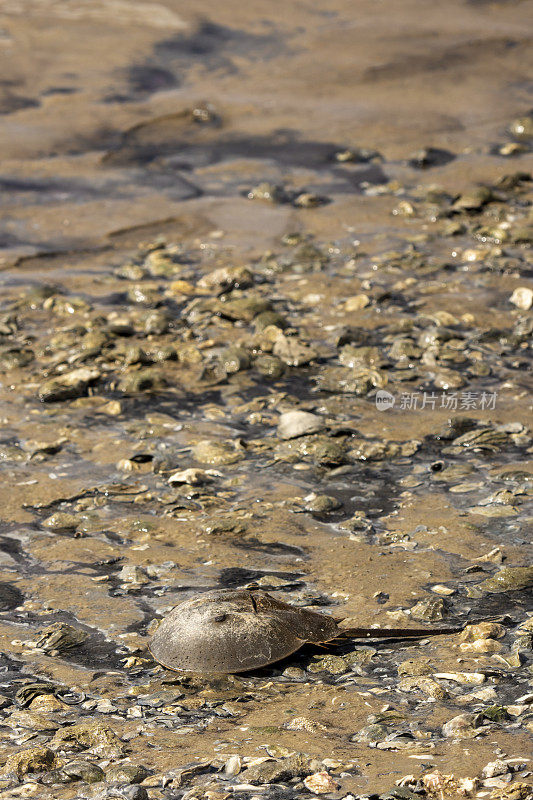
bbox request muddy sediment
[0,1,532,799]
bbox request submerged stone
[192,439,244,465]
[39,367,101,402]
[106,764,149,784]
[442,713,480,738]
[62,760,105,783]
[277,410,324,440]
[479,566,533,593]
[34,622,88,653]
[51,722,124,757]
[410,597,447,621]
[242,754,312,783]
[2,747,57,777]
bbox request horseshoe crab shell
[149,588,339,673]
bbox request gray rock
[277,410,324,440]
[410,597,447,621]
[106,764,149,784]
[62,760,105,784]
[242,754,311,784]
[442,713,479,738]
[39,367,101,402]
[304,494,342,513]
[481,760,511,778]
[479,566,533,593]
[106,786,149,800]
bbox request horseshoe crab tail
[334,625,464,640]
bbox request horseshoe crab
[149,589,462,674]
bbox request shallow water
[0,0,532,798]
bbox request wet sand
[0,0,532,798]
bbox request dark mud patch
[217,567,303,589]
[154,19,289,74]
[127,65,178,95]
[408,147,456,169]
[103,117,388,189]
[232,538,307,558]
[0,92,40,114]
[0,176,109,204]
[60,125,123,158]
[459,587,533,621]
[41,86,78,97]
[0,652,42,686]
[0,171,200,206]
[106,65,179,102]
[0,582,24,611]
[104,20,290,102]
[308,471,399,523]
[0,230,41,251]
[93,390,228,424]
[364,37,526,83]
